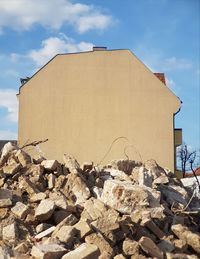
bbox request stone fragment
[158,239,175,253]
[2,222,18,242]
[63,154,81,174]
[11,201,29,219]
[1,141,17,158]
[0,188,12,207]
[83,197,108,221]
[14,242,29,254]
[31,243,67,259]
[166,253,198,259]
[54,225,77,244]
[15,149,31,167]
[35,226,56,240]
[64,173,90,204]
[3,163,21,175]
[101,179,161,214]
[173,239,188,252]
[99,251,112,259]
[85,233,113,255]
[0,246,11,259]
[114,255,126,259]
[19,176,39,195]
[36,223,53,233]
[122,239,139,256]
[171,224,200,253]
[49,192,68,209]
[30,192,47,202]
[142,218,165,239]
[139,236,164,259]
[53,214,79,236]
[47,173,56,189]
[41,159,59,171]
[104,168,130,181]
[92,186,102,199]
[35,199,55,221]
[62,243,100,259]
[75,220,92,239]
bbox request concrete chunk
[0,189,12,208]
[11,201,29,219]
[139,236,164,259]
[35,199,55,221]
[3,222,18,242]
[62,243,100,259]
[171,224,200,253]
[54,225,77,244]
[31,243,67,259]
[41,160,59,171]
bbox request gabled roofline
[17,48,182,113]
[17,48,129,95]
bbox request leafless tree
[177,143,199,178]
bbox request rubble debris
[0,141,199,258]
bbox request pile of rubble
[0,142,200,259]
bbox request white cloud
[0,89,18,122]
[0,0,113,33]
[27,35,93,66]
[0,130,17,140]
[162,57,192,71]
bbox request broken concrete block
[63,154,81,174]
[53,214,79,236]
[1,141,17,158]
[166,253,198,259]
[75,220,92,239]
[64,173,90,204]
[82,162,93,172]
[83,197,109,221]
[30,192,47,202]
[101,179,161,214]
[11,201,29,219]
[171,224,200,253]
[15,149,31,167]
[14,242,29,254]
[104,168,130,181]
[139,236,164,259]
[35,199,55,221]
[85,233,113,256]
[142,218,165,239]
[35,226,56,240]
[2,222,18,242]
[122,239,139,256]
[0,188,12,207]
[0,246,11,259]
[3,163,21,176]
[173,239,188,253]
[138,166,152,187]
[62,243,100,259]
[114,255,126,259]
[19,176,39,195]
[47,173,56,189]
[31,243,67,259]
[41,159,59,171]
[158,239,175,253]
[54,225,77,244]
[49,192,68,210]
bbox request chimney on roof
[154,73,166,85]
[93,46,107,51]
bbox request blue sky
[0,0,199,151]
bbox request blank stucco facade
[18,48,181,171]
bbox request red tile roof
[185,167,200,177]
[154,73,166,85]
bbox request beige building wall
[18,49,181,171]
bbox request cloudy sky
[0,0,199,150]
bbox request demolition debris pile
[0,142,200,259]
